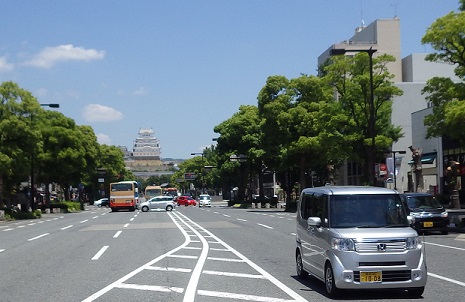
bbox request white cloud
[0,56,14,71]
[82,104,124,123]
[133,87,148,95]
[96,133,112,145]
[23,44,105,68]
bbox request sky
[0,0,459,159]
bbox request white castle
[121,128,162,170]
[132,128,161,160]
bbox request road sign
[184,173,196,180]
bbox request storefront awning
[408,153,436,165]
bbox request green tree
[214,105,262,203]
[0,81,41,207]
[322,53,403,184]
[421,3,465,145]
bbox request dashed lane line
[91,246,109,260]
[28,233,50,241]
[428,272,465,287]
[425,241,465,251]
[257,223,274,229]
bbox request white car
[94,198,109,207]
[140,196,176,212]
[198,194,211,207]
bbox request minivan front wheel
[325,263,341,298]
[296,251,308,278]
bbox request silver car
[296,186,427,298]
[140,196,175,212]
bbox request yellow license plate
[423,221,433,227]
[360,271,382,283]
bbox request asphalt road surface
[1,203,465,301]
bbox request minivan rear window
[329,194,409,228]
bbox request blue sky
[0,0,459,159]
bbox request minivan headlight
[406,236,422,250]
[331,238,355,251]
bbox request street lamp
[387,150,406,191]
[30,103,60,211]
[191,152,205,194]
[229,154,252,203]
[330,46,377,186]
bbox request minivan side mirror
[407,215,415,226]
[307,217,321,227]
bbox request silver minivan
[295,186,427,298]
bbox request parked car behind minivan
[400,192,449,235]
[295,186,427,298]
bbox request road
[1,202,465,301]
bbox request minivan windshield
[405,195,442,210]
[330,194,409,228]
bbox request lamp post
[388,150,406,191]
[330,46,377,186]
[229,154,251,203]
[191,152,205,194]
[30,103,60,211]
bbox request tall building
[318,18,458,192]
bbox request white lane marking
[130,218,135,222]
[28,233,50,241]
[290,233,296,236]
[92,246,109,260]
[82,210,194,301]
[223,214,231,217]
[167,254,198,259]
[173,214,210,302]
[113,231,122,238]
[203,270,266,279]
[207,257,245,262]
[425,242,465,251]
[257,223,273,229]
[92,216,99,219]
[60,225,73,230]
[428,272,465,287]
[198,290,295,302]
[0,249,5,253]
[147,266,192,273]
[18,225,26,228]
[80,219,89,223]
[237,218,247,222]
[123,223,129,228]
[28,223,36,226]
[115,283,184,293]
[3,228,14,232]
[177,214,308,302]
[210,248,229,251]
